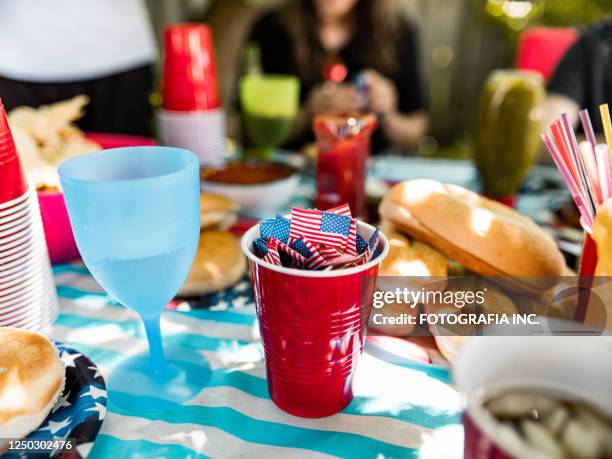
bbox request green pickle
[474,70,544,197]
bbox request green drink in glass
[240,74,300,159]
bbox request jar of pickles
[473,70,545,207]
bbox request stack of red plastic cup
[157,24,226,164]
[0,100,59,332]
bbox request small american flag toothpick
[252,205,382,271]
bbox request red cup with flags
[242,215,388,418]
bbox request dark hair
[281,0,401,86]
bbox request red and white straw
[542,107,612,230]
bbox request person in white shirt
[0,0,157,136]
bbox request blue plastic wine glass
[59,147,209,412]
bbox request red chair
[516,27,578,83]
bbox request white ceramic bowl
[201,161,300,214]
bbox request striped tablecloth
[50,259,464,459]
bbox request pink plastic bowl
[38,133,156,264]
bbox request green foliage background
[536,0,611,27]
[485,0,611,33]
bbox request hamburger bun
[0,328,65,445]
[380,227,448,277]
[379,179,565,292]
[180,231,246,296]
[371,228,448,336]
[427,285,517,364]
[200,193,239,231]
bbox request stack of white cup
[0,188,59,331]
[157,108,226,164]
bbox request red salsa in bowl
[201,161,295,185]
[200,161,300,213]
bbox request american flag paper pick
[290,208,351,249]
[263,238,281,265]
[259,215,291,243]
[253,238,268,258]
[343,219,358,256]
[300,238,327,270]
[326,203,352,217]
[368,228,380,252]
[275,238,307,269]
[318,244,341,261]
[356,234,368,254]
[326,252,367,269]
[272,215,291,243]
[253,205,382,270]
[260,218,276,241]
[288,237,313,258]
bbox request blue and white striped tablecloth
[50,263,464,459]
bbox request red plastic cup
[0,101,27,205]
[242,220,388,418]
[575,223,598,323]
[162,24,221,112]
[313,113,377,219]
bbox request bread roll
[0,328,65,446]
[380,179,565,292]
[180,231,246,296]
[371,228,448,336]
[380,227,448,277]
[200,193,239,230]
[428,286,517,364]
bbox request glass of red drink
[313,113,376,218]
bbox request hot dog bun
[379,179,565,292]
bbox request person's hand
[307,83,361,116]
[361,68,398,115]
